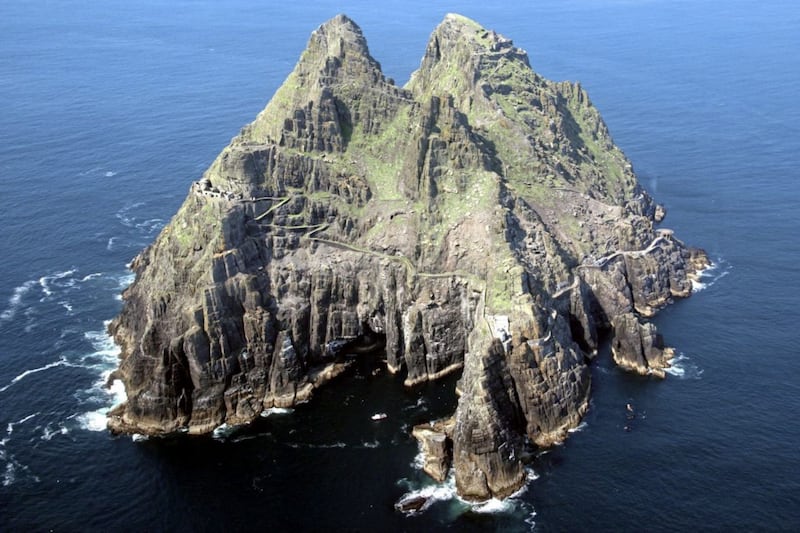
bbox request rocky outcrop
[108,14,707,501]
[412,418,454,482]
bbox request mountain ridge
[108,13,707,501]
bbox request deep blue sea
[2,1,799,530]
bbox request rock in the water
[412,418,455,482]
[108,13,707,501]
[611,312,673,378]
[395,494,428,513]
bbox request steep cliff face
[108,14,707,500]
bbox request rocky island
[108,14,707,501]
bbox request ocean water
[1,1,798,530]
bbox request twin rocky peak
[108,14,707,501]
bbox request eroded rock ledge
[108,14,707,501]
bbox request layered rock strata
[108,14,707,500]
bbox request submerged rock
[395,494,428,514]
[108,13,707,500]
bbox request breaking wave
[74,326,126,432]
[1,413,42,486]
[213,423,240,440]
[260,407,294,417]
[568,421,589,433]
[665,352,704,380]
[38,269,77,297]
[0,280,37,321]
[0,201,159,485]
[692,256,731,292]
[1,450,40,487]
[396,468,538,527]
[401,448,539,527]
[1,269,124,331]
[0,358,77,393]
[40,423,70,441]
[115,202,164,235]
[6,413,39,436]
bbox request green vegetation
[166,14,650,322]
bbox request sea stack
[108,14,707,500]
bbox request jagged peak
[436,13,525,56]
[236,14,387,147]
[307,14,373,63]
[443,13,482,28]
[406,13,530,99]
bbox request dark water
[1,1,798,530]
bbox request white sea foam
[90,329,120,356]
[0,359,76,393]
[568,421,589,433]
[38,277,52,297]
[108,379,127,406]
[79,166,103,176]
[524,510,538,530]
[117,273,135,290]
[2,456,40,486]
[115,203,166,237]
[79,272,103,282]
[403,396,428,411]
[76,410,109,432]
[665,352,704,380]
[131,433,148,442]
[60,301,74,313]
[411,448,426,470]
[396,475,458,515]
[41,423,69,441]
[75,373,126,431]
[3,461,16,487]
[361,440,380,449]
[22,305,39,332]
[38,269,78,298]
[0,446,39,487]
[105,171,117,177]
[0,428,41,487]
[106,237,117,251]
[82,327,121,366]
[213,423,238,440]
[400,463,538,517]
[74,327,126,432]
[6,413,40,438]
[692,257,731,292]
[138,218,165,234]
[472,498,515,514]
[116,202,145,227]
[1,280,36,321]
[259,407,294,417]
